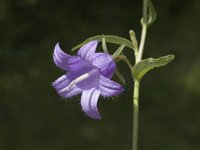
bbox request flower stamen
[60,73,90,93]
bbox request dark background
[0,0,200,150]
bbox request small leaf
[147,0,157,26]
[102,37,108,53]
[112,44,125,58]
[115,69,126,86]
[71,35,135,51]
[129,30,138,51]
[132,54,175,81]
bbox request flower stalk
[132,79,140,150]
[137,23,147,63]
[132,0,148,150]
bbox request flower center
[76,68,100,90]
[60,68,100,92]
[59,73,90,93]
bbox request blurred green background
[0,0,200,150]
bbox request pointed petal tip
[116,84,125,95]
[92,40,98,44]
[54,43,68,56]
[53,42,74,71]
[55,42,60,47]
[88,40,98,44]
[99,75,124,97]
[120,86,125,92]
[51,81,55,87]
[92,115,102,120]
[52,81,57,88]
[81,89,101,120]
[78,40,98,62]
[54,43,62,53]
[52,74,82,98]
[84,111,102,120]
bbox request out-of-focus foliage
[0,0,200,150]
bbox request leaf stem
[115,54,133,70]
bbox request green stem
[143,0,148,24]
[137,23,147,63]
[115,54,133,70]
[132,1,148,150]
[132,79,140,150]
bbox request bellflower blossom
[52,40,124,119]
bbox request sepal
[71,35,135,51]
[115,69,126,86]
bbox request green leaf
[112,44,125,58]
[115,69,126,86]
[132,54,175,81]
[147,0,157,26]
[71,35,135,51]
[129,30,138,51]
[102,37,108,53]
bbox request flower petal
[81,88,101,119]
[53,43,87,71]
[99,75,124,97]
[53,43,71,71]
[92,53,116,78]
[52,74,82,98]
[67,57,89,73]
[78,41,98,62]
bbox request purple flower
[52,40,124,119]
